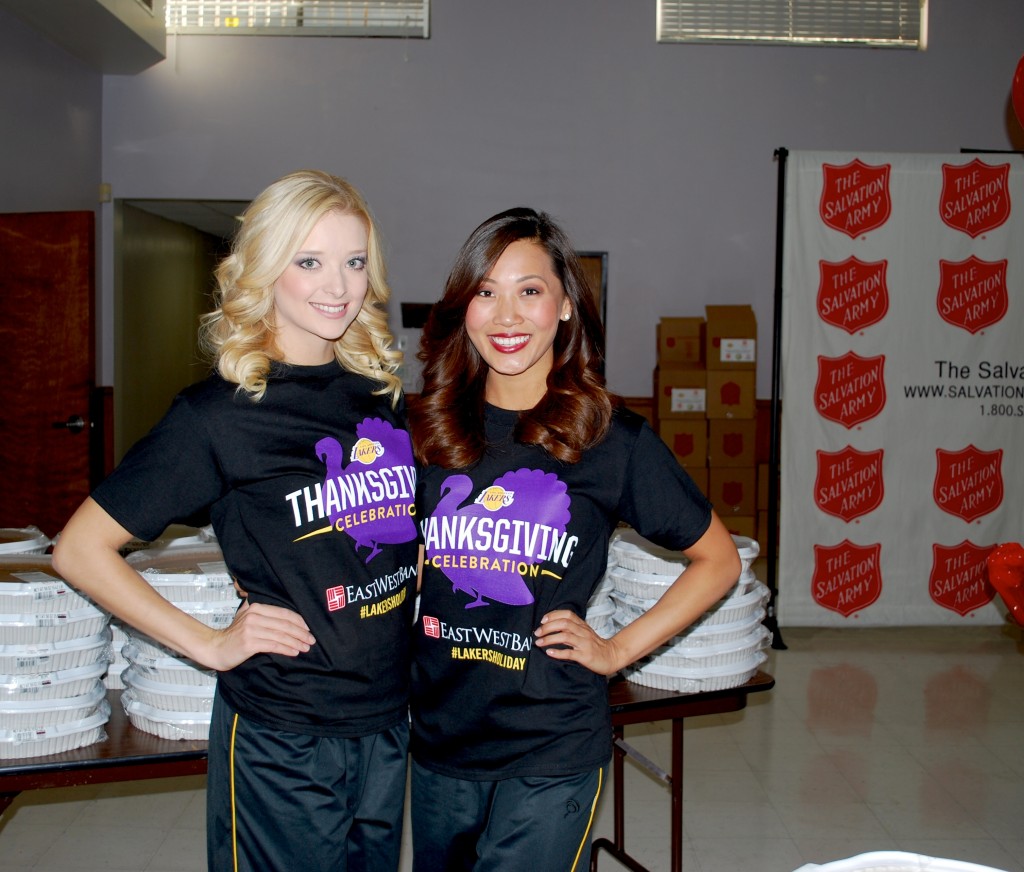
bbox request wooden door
[0,211,99,538]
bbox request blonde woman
[54,170,418,872]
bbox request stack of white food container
[0,553,112,759]
[589,528,771,693]
[119,541,236,741]
[584,565,617,639]
[105,526,219,691]
[0,526,52,557]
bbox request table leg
[671,717,684,872]
[590,726,652,872]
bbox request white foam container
[608,565,677,600]
[791,851,1012,872]
[609,528,689,576]
[608,530,760,575]
[104,659,127,690]
[645,624,771,671]
[126,540,224,567]
[0,527,51,556]
[127,545,235,603]
[691,582,770,628]
[732,535,760,572]
[0,629,111,675]
[613,581,769,629]
[122,666,215,711]
[0,701,110,760]
[622,649,767,694]
[667,607,767,647]
[0,680,106,729]
[123,697,211,741]
[122,631,176,661]
[0,660,107,701]
[173,600,239,629]
[733,567,760,593]
[147,525,218,550]
[0,560,94,613]
[0,606,109,645]
[121,642,214,686]
[608,529,760,585]
[138,576,239,603]
[109,619,131,645]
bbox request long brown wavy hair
[410,207,614,468]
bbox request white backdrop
[778,150,1024,626]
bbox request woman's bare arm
[52,498,316,671]
[534,512,741,676]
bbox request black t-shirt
[92,362,419,737]
[410,404,712,779]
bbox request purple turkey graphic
[430,468,571,608]
[315,418,417,563]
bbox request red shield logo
[930,541,997,616]
[933,446,1004,522]
[818,257,889,334]
[721,479,746,507]
[939,159,1011,238]
[672,432,695,459]
[815,352,886,429]
[812,540,882,617]
[722,430,746,458]
[814,447,884,522]
[717,380,742,407]
[936,256,1008,335]
[820,160,892,238]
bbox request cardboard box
[658,419,707,468]
[706,370,756,419]
[657,317,705,367]
[757,463,778,511]
[624,396,655,428]
[655,367,706,421]
[708,466,757,515]
[755,400,773,463]
[724,515,756,539]
[757,509,779,549]
[705,305,757,370]
[707,420,756,467]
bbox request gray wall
[0,7,105,364]
[5,2,1024,398]
[0,9,102,212]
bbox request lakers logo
[474,486,514,512]
[350,438,384,465]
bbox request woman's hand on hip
[204,601,316,671]
[534,610,623,676]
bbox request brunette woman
[407,207,741,871]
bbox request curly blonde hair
[199,170,402,404]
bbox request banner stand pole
[767,148,788,650]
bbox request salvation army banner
[778,150,1024,626]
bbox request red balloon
[1013,54,1024,129]
[988,542,1024,627]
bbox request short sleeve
[616,420,713,552]
[91,391,226,542]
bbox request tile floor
[2,618,1022,871]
